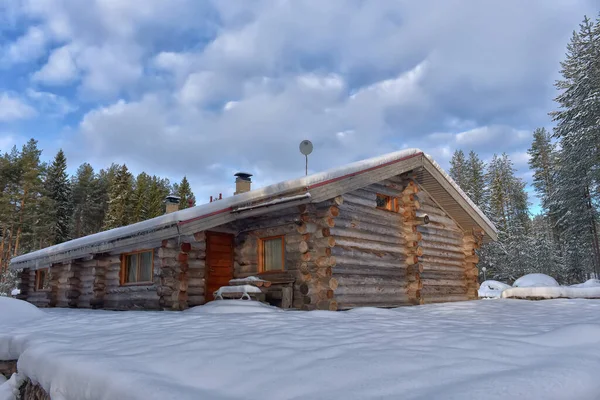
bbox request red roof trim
[178,152,423,226]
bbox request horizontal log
[334,217,404,238]
[297,222,318,234]
[333,255,405,270]
[422,294,470,304]
[334,274,408,286]
[330,227,406,246]
[334,285,409,296]
[421,248,465,261]
[316,300,338,311]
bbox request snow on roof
[10,148,495,269]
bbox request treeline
[451,15,600,284]
[0,140,196,282]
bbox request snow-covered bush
[478,280,511,298]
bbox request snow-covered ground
[2,298,600,400]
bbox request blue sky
[0,0,597,212]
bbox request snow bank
[478,280,511,298]
[502,286,600,299]
[9,289,19,297]
[185,300,282,314]
[2,301,600,399]
[0,374,20,400]
[571,279,600,288]
[513,273,559,288]
[0,297,44,325]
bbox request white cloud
[0,93,36,121]
[32,45,78,85]
[26,89,77,116]
[5,0,596,203]
[2,26,47,64]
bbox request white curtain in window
[264,238,283,271]
[139,252,152,281]
[127,255,138,283]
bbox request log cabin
[10,149,497,311]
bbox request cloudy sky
[0,0,597,209]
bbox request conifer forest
[1,14,599,294]
[0,147,196,294]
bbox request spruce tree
[45,150,71,244]
[176,176,195,209]
[480,153,531,282]
[449,150,469,191]
[466,151,488,211]
[102,164,133,230]
[131,172,152,222]
[550,15,600,278]
[147,176,171,218]
[71,163,101,238]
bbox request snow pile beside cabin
[0,297,44,326]
[3,299,600,399]
[479,274,600,300]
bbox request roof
[10,149,497,270]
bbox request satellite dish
[299,140,313,176]
[299,140,313,156]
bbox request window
[259,236,285,272]
[35,268,50,291]
[121,250,154,285]
[376,193,398,212]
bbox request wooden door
[205,232,234,302]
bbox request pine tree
[466,151,488,211]
[176,176,195,209]
[14,139,44,255]
[550,15,600,278]
[103,164,133,230]
[449,150,469,191]
[44,150,71,245]
[480,153,531,282]
[71,163,104,238]
[131,172,152,222]
[147,176,171,218]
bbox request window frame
[120,249,155,286]
[35,268,50,292]
[258,235,286,273]
[376,193,398,212]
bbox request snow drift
[0,297,44,325]
[513,273,559,288]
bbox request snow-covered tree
[44,149,72,245]
[465,151,488,212]
[479,153,531,282]
[550,15,600,278]
[102,164,134,230]
[449,150,468,191]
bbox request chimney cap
[165,195,181,204]
[234,172,253,181]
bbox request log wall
[332,176,419,309]
[417,190,471,303]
